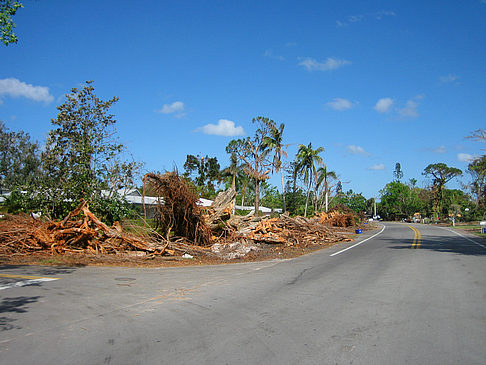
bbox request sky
[1,0,485,200]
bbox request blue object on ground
[355,229,363,234]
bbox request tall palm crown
[221,152,239,190]
[316,166,337,191]
[316,166,337,212]
[263,123,287,173]
[263,123,288,211]
[295,142,324,216]
[295,143,324,184]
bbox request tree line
[379,153,485,221]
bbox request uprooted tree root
[0,200,221,259]
[143,172,211,246]
[0,200,167,255]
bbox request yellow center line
[407,225,421,249]
[0,273,60,280]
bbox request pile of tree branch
[0,179,359,260]
[242,214,353,246]
[318,211,355,227]
[0,200,167,255]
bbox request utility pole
[373,196,377,217]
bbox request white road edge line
[330,225,386,257]
[439,227,486,250]
[0,278,59,291]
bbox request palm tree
[295,142,324,217]
[221,152,239,190]
[315,166,337,212]
[221,154,253,212]
[263,122,287,212]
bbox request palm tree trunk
[280,169,286,213]
[325,190,329,213]
[324,175,328,212]
[304,173,312,217]
[291,169,297,214]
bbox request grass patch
[38,257,67,265]
[120,217,157,236]
[452,224,486,239]
[453,225,483,230]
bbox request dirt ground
[0,224,376,268]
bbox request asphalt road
[1,223,485,364]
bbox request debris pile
[143,172,211,246]
[211,241,262,260]
[0,200,166,255]
[318,211,355,227]
[205,187,237,236]
[0,175,363,261]
[238,214,353,246]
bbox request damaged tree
[226,117,275,215]
[143,172,211,246]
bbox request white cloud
[158,101,185,115]
[368,163,385,171]
[457,153,477,162]
[439,74,458,83]
[375,11,396,19]
[434,145,446,153]
[326,98,354,111]
[298,57,351,72]
[347,145,371,156]
[264,49,285,61]
[397,95,423,118]
[348,15,365,23]
[195,119,245,137]
[398,100,419,117]
[374,98,393,113]
[0,78,54,103]
[337,11,395,27]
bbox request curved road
[1,223,485,364]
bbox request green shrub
[91,197,138,225]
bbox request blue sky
[1,0,485,199]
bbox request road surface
[1,222,485,364]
